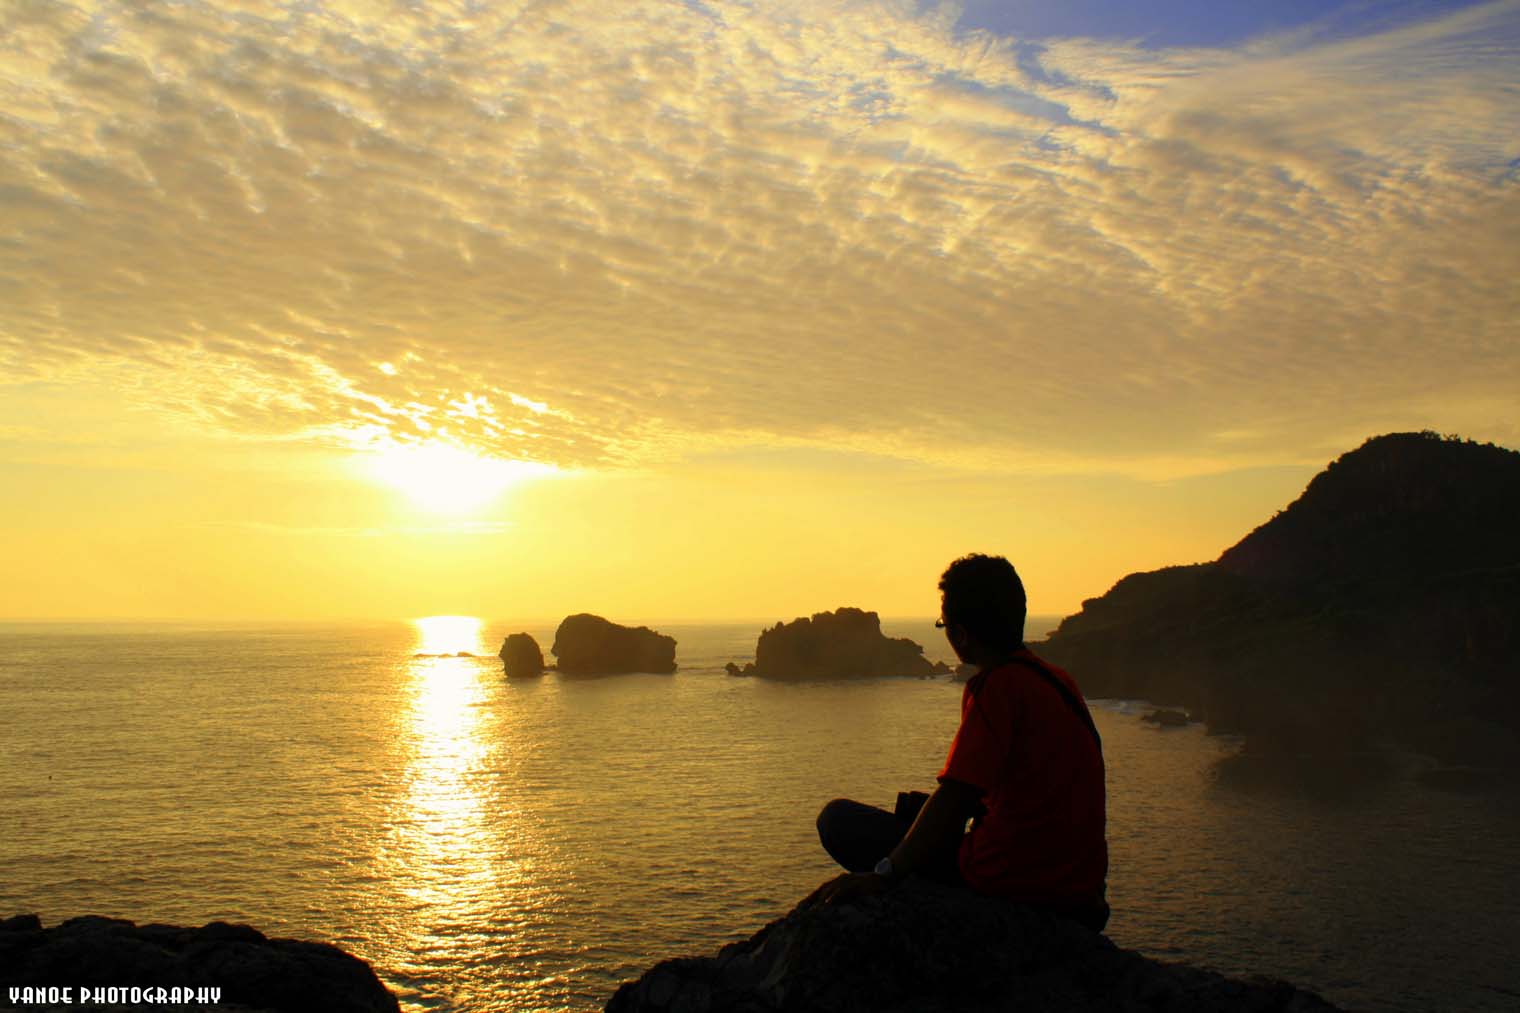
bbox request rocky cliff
[1038,432,1520,765]
[726,608,947,680]
[0,914,399,1013]
[552,613,678,675]
[606,878,1338,1012]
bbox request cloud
[1,0,1515,477]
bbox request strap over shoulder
[974,652,1104,756]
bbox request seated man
[815,553,1109,930]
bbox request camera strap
[969,652,1103,756]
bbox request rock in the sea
[499,632,546,677]
[552,613,677,675]
[606,879,1340,1012]
[0,914,399,1013]
[1143,708,1192,727]
[729,608,937,680]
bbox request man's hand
[808,871,894,908]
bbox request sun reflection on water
[402,617,495,894]
[399,654,493,901]
[380,617,568,1010]
[383,618,501,1004]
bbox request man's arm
[883,778,982,879]
[811,778,984,906]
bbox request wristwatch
[873,856,895,879]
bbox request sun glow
[368,439,552,514]
[413,615,485,657]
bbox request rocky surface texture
[606,878,1339,1012]
[498,632,546,677]
[1038,432,1520,767]
[0,914,399,1013]
[726,608,947,680]
[552,613,677,675]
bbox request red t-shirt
[938,649,1107,906]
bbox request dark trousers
[815,793,963,884]
[815,794,1110,932]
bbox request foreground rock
[727,608,945,680]
[552,613,677,675]
[1039,432,1520,767]
[606,879,1338,1012]
[499,632,546,677]
[0,914,399,1013]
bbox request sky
[1,0,1517,623]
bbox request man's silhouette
[815,554,1108,930]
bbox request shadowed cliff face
[1039,433,1520,766]
[606,878,1340,1012]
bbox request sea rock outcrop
[552,614,677,675]
[728,608,937,680]
[1039,432,1520,767]
[0,914,399,1013]
[606,878,1339,1012]
[499,632,546,677]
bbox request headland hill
[1036,431,1520,772]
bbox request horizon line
[0,610,1074,626]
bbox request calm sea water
[2,618,1518,1012]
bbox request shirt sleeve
[938,675,1013,793]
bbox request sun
[413,615,485,656]
[368,439,550,514]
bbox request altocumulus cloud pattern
[2,0,1517,476]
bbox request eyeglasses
[934,618,948,629]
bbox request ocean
[2,618,1517,1012]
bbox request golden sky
[2,0,1517,621]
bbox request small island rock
[606,879,1340,1012]
[1143,708,1192,727]
[499,632,546,677]
[552,614,677,675]
[0,914,399,1013]
[729,608,937,680]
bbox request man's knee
[816,798,853,841]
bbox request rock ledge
[606,879,1340,1012]
[0,914,399,1013]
